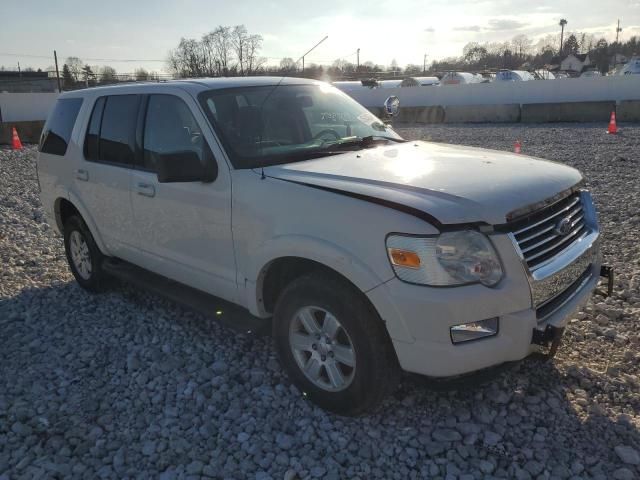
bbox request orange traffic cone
[11,127,23,150]
[607,111,618,134]
[514,140,522,154]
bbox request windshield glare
[199,84,403,168]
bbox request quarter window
[98,95,140,166]
[143,94,206,172]
[39,98,83,156]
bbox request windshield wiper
[321,135,405,150]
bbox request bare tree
[231,25,248,75]
[167,24,263,77]
[279,57,297,72]
[245,34,265,75]
[65,57,83,81]
[99,66,118,83]
[134,68,149,81]
[167,37,207,77]
[404,64,422,75]
[81,65,96,86]
[535,34,558,54]
[511,34,532,59]
[203,26,234,75]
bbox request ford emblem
[554,217,572,236]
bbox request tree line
[166,27,639,80]
[431,33,639,74]
[59,56,161,89]
[6,28,637,87]
[167,25,265,77]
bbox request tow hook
[531,325,565,360]
[597,265,614,297]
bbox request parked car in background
[494,70,535,82]
[619,56,640,75]
[37,77,605,415]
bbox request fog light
[450,318,499,344]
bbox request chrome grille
[511,192,589,271]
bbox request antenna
[616,19,622,43]
[296,35,329,73]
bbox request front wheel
[273,272,399,415]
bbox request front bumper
[367,231,602,378]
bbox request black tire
[273,271,400,415]
[63,215,109,292]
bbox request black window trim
[82,94,142,170]
[82,96,105,162]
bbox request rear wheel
[273,271,399,415]
[63,215,109,292]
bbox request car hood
[262,141,582,227]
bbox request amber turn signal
[388,248,421,269]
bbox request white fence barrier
[1,76,640,124]
[343,75,640,108]
[0,93,60,123]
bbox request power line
[0,52,166,62]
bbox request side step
[102,258,270,337]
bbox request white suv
[37,77,603,414]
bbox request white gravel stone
[1,124,639,479]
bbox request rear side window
[98,95,140,166]
[83,97,106,161]
[39,98,83,156]
[143,94,207,172]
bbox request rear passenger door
[76,94,140,259]
[129,92,236,303]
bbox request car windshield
[198,83,404,169]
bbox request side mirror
[156,149,218,183]
[384,96,400,117]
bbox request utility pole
[559,19,568,55]
[17,61,21,77]
[54,50,61,92]
[356,48,360,71]
[423,53,428,74]
[616,19,622,43]
[297,35,328,73]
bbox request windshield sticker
[357,112,376,125]
[319,112,354,123]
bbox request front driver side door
[129,91,237,303]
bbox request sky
[2,0,639,74]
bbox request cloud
[486,19,528,30]
[452,18,528,33]
[453,25,482,32]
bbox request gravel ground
[1,123,639,480]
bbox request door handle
[135,182,156,198]
[75,169,89,181]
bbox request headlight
[386,231,503,287]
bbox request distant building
[0,71,58,93]
[559,54,592,73]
